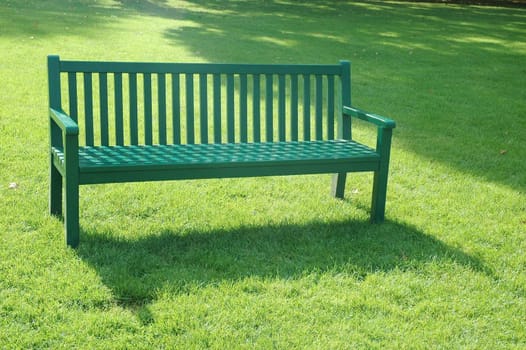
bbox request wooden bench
[48,55,396,248]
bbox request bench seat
[52,139,379,184]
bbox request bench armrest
[50,108,79,135]
[343,106,396,129]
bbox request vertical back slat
[265,74,273,142]
[144,73,153,145]
[185,73,195,144]
[213,74,222,143]
[199,74,208,144]
[327,75,335,140]
[158,73,167,145]
[303,74,311,141]
[114,73,124,145]
[83,72,94,146]
[60,62,345,147]
[47,55,62,111]
[290,74,299,141]
[253,74,261,142]
[340,60,351,140]
[129,73,139,145]
[227,74,235,143]
[67,72,78,122]
[48,55,62,149]
[315,75,323,141]
[239,74,248,143]
[99,73,109,146]
[278,74,286,141]
[172,73,181,144]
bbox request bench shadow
[77,218,490,324]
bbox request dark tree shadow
[77,218,491,324]
[114,0,525,192]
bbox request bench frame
[48,55,395,247]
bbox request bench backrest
[48,55,351,147]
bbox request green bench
[48,55,396,248]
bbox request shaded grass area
[1,0,525,348]
[397,0,526,7]
[158,0,526,192]
[79,217,490,307]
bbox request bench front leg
[63,133,80,248]
[371,127,393,223]
[64,176,79,248]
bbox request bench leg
[50,159,63,217]
[371,127,393,223]
[64,178,79,248]
[370,167,389,223]
[331,172,347,199]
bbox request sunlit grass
[1,0,525,348]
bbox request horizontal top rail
[57,59,345,75]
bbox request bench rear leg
[331,172,347,199]
[64,178,79,248]
[50,159,62,217]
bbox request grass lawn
[1,0,525,348]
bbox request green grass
[1,0,525,348]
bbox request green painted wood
[48,56,66,218]
[144,73,153,145]
[330,171,347,199]
[185,73,195,144]
[128,73,139,145]
[49,158,62,216]
[49,108,79,135]
[49,107,79,230]
[99,73,109,146]
[83,72,94,146]
[239,74,248,143]
[253,74,261,142]
[278,74,286,141]
[48,55,396,248]
[371,127,394,223]
[315,75,323,141]
[213,73,222,143]
[158,73,167,145]
[114,73,124,146]
[332,61,352,199]
[67,72,78,122]
[71,139,379,176]
[327,75,335,140]
[64,131,79,247]
[265,74,274,142]
[79,160,379,185]
[290,74,299,142]
[343,106,396,128]
[199,74,208,144]
[227,74,235,143]
[60,60,343,75]
[48,56,62,111]
[303,74,311,141]
[340,60,351,140]
[171,73,181,144]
